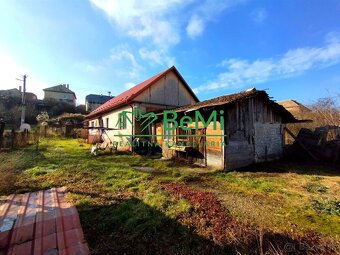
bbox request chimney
[66,84,69,89]
[19,86,22,92]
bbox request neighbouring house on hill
[85,94,113,112]
[43,84,76,106]
[0,88,21,99]
[25,92,38,102]
[0,88,37,102]
[0,88,39,126]
[85,66,199,146]
[155,88,297,170]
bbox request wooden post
[34,129,40,151]
[11,128,15,149]
[0,118,5,149]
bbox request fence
[0,129,37,150]
[0,124,88,150]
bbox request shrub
[305,183,328,193]
[311,199,340,216]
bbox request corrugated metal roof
[0,187,89,255]
[86,66,199,119]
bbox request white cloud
[89,0,190,50]
[110,45,142,79]
[250,8,267,24]
[186,0,245,39]
[139,48,175,67]
[90,0,245,65]
[0,49,48,99]
[186,15,204,39]
[74,45,144,82]
[195,34,340,93]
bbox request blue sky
[0,0,339,105]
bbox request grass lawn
[0,138,339,254]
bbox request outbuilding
[157,88,297,170]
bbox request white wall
[88,105,133,151]
[102,105,133,151]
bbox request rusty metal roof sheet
[0,187,89,255]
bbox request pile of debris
[286,125,340,162]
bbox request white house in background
[85,66,199,148]
[43,84,76,106]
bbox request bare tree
[309,94,340,127]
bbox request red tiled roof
[0,187,89,255]
[86,66,198,119]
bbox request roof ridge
[86,66,196,119]
[173,88,262,112]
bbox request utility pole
[18,75,27,126]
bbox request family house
[85,66,199,147]
[85,94,113,112]
[43,84,77,106]
[155,88,297,170]
[0,88,37,102]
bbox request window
[119,114,127,129]
[91,121,95,127]
[106,118,109,128]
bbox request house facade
[43,84,76,106]
[0,88,37,102]
[85,66,199,148]
[156,88,297,170]
[85,94,112,112]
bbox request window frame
[119,114,127,129]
